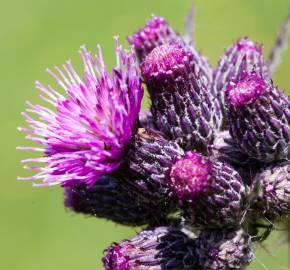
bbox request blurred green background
[1,0,289,269]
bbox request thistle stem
[183,3,195,45]
[268,8,290,76]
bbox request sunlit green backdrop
[1,0,289,269]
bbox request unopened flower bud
[213,38,269,124]
[195,228,253,270]
[103,226,198,270]
[226,72,290,162]
[128,16,180,62]
[142,44,221,151]
[252,161,290,220]
[167,151,245,228]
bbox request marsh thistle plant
[18,4,290,270]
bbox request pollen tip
[141,44,189,78]
[168,151,212,201]
[128,16,170,48]
[103,244,129,270]
[226,73,267,107]
[236,37,261,53]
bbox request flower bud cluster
[19,10,289,270]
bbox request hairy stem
[268,8,290,76]
[183,3,195,45]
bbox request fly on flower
[17,37,143,187]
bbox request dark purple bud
[167,151,245,228]
[195,228,253,270]
[117,128,184,200]
[208,131,263,184]
[64,175,174,226]
[127,16,180,62]
[141,44,221,151]
[226,72,290,162]
[213,38,269,124]
[252,161,290,220]
[102,226,198,270]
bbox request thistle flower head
[168,151,212,201]
[213,37,268,125]
[170,153,245,228]
[141,44,189,80]
[103,226,198,270]
[223,38,265,78]
[127,16,180,61]
[226,72,266,107]
[226,72,290,162]
[18,38,143,187]
[253,161,290,219]
[141,43,220,150]
[117,127,185,200]
[195,228,253,270]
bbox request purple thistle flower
[213,38,269,123]
[18,38,143,187]
[141,44,221,151]
[102,226,198,270]
[167,151,245,228]
[195,228,253,270]
[252,161,290,220]
[127,16,180,62]
[64,175,174,226]
[226,72,290,162]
